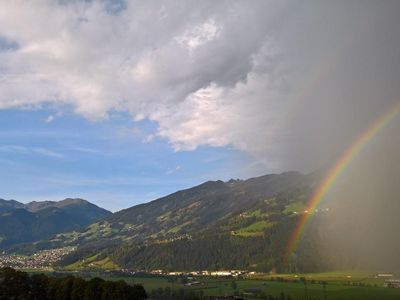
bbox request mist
[265,1,400,273]
[305,115,400,272]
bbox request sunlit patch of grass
[100,275,400,300]
[283,201,305,214]
[157,212,171,222]
[167,221,192,233]
[64,255,119,271]
[232,220,275,236]
[255,270,383,284]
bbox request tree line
[0,268,147,300]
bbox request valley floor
[55,271,400,300]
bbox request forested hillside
[55,172,331,272]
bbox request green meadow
[95,271,400,300]
[22,269,400,299]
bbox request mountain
[105,171,311,240]
[0,199,25,213]
[9,169,399,273]
[25,198,112,224]
[0,198,111,248]
[51,171,330,273]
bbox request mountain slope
[55,171,328,272]
[60,171,312,245]
[102,184,328,273]
[0,198,111,248]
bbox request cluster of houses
[0,247,75,269]
[292,207,330,215]
[150,269,249,277]
[374,273,400,288]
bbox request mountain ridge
[50,171,326,272]
[4,171,334,272]
[0,198,111,248]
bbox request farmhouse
[375,273,394,278]
[384,279,400,288]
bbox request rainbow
[284,102,400,263]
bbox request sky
[0,0,399,210]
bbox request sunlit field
[18,269,400,300]
[93,272,400,300]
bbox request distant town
[0,247,75,269]
[1,247,399,291]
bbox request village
[150,269,251,279]
[0,247,75,269]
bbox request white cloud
[32,147,65,158]
[0,1,287,166]
[166,165,182,175]
[0,144,64,158]
[45,115,55,123]
[68,146,100,154]
[143,134,154,144]
[1,1,396,172]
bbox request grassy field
[256,270,386,286]
[23,269,400,299]
[95,271,400,300]
[64,254,119,270]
